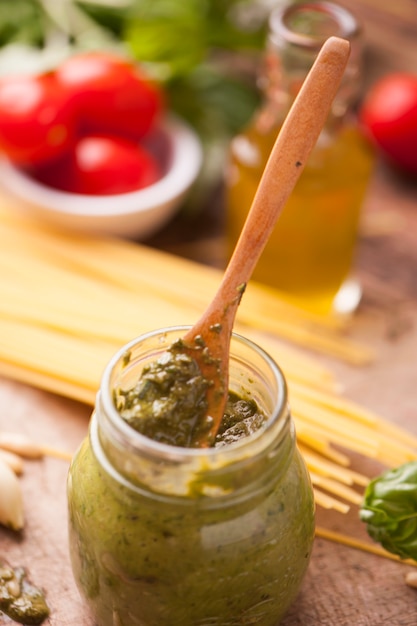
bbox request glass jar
[67,326,315,626]
[226,1,374,315]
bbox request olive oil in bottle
[226,2,374,315]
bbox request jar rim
[98,325,289,464]
[269,1,360,50]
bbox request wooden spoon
[180,36,351,446]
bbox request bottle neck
[257,2,362,133]
[92,327,295,505]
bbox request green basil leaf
[359,461,417,560]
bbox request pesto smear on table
[113,340,267,447]
[0,562,49,625]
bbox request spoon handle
[203,36,351,328]
[184,36,351,446]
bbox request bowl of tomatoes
[0,52,203,238]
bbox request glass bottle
[226,1,374,315]
[67,326,315,626]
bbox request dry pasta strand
[313,490,350,514]
[315,527,417,567]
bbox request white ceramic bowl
[0,116,203,239]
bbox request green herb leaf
[359,461,417,561]
[122,0,266,138]
[0,0,45,48]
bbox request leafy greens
[360,461,417,561]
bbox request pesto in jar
[67,328,315,626]
[113,340,267,448]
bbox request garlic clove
[406,571,417,589]
[0,432,43,460]
[0,457,24,531]
[0,449,24,475]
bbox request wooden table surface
[1,2,417,625]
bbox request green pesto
[0,563,49,625]
[209,323,222,334]
[114,345,211,447]
[114,341,267,448]
[68,433,315,626]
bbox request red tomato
[359,73,417,174]
[0,73,75,165]
[27,152,77,192]
[55,53,163,140]
[31,134,162,195]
